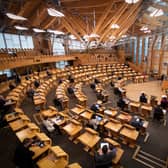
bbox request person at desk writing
[95,144,116,168]
[14,138,35,168]
[90,103,101,113]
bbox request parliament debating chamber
[0,0,168,168]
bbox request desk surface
[71,107,85,115]
[77,131,100,148]
[117,113,132,123]
[104,109,118,117]
[104,120,122,133]
[63,123,82,136]
[30,144,50,160]
[80,110,93,120]
[112,147,124,164]
[9,119,28,131]
[120,126,139,141]
[16,128,37,142]
[129,102,140,107]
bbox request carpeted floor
[0,81,168,168]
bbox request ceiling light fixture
[6,13,27,20]
[111,24,120,29]
[140,26,148,31]
[14,25,28,30]
[47,29,64,34]
[47,8,64,17]
[125,0,139,4]
[33,28,45,33]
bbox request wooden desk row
[5,107,82,168]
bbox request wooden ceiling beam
[98,3,128,42]
[10,0,41,26]
[92,0,114,35]
[29,2,46,27]
[64,11,87,36]
[62,18,82,41]
[107,1,142,41]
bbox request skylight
[6,13,27,20]
[150,8,164,17]
[47,8,64,17]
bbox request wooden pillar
[158,35,165,75]
[141,37,145,70]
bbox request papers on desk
[104,110,112,115]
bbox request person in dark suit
[13,138,35,168]
[160,95,168,109]
[153,105,164,121]
[139,92,147,103]
[95,144,116,168]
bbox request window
[0,33,5,48]
[144,36,149,57]
[53,38,65,55]
[20,35,34,48]
[154,35,162,49]
[4,33,20,49]
[56,61,68,69]
[138,37,143,64]
[69,40,86,50]
[0,69,12,77]
[133,38,137,63]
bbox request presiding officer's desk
[77,127,100,153]
[104,118,123,139]
[37,146,69,168]
[119,124,139,148]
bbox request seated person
[130,116,143,131]
[153,105,164,121]
[90,83,96,90]
[117,97,126,110]
[160,95,168,109]
[43,118,55,133]
[67,87,74,95]
[34,80,40,88]
[27,86,35,99]
[88,114,101,130]
[90,103,100,113]
[9,82,16,90]
[95,78,101,84]
[13,138,35,168]
[139,92,147,103]
[95,144,116,168]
